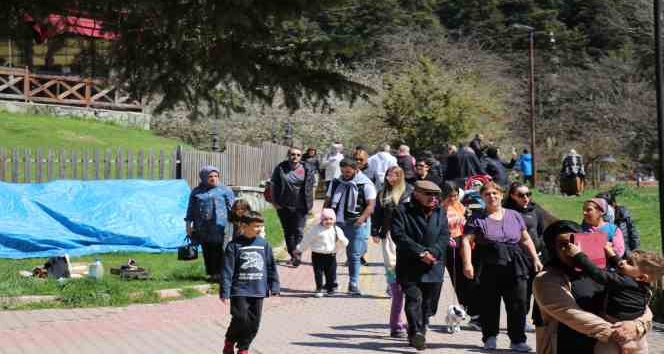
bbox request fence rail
[0,142,289,188]
[0,67,142,111]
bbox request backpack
[263,182,273,203]
[44,256,71,279]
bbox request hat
[414,180,442,193]
[587,198,607,214]
[320,208,337,224]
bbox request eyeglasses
[517,191,532,198]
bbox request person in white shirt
[321,143,344,190]
[294,208,349,297]
[368,144,398,191]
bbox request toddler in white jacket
[295,208,349,297]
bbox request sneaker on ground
[466,317,481,331]
[237,350,250,354]
[314,289,325,298]
[410,332,426,351]
[326,288,335,296]
[525,322,536,333]
[348,283,362,296]
[360,256,368,266]
[483,336,497,350]
[222,340,235,354]
[390,329,406,338]
[292,257,301,267]
[511,342,532,353]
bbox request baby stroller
[461,174,493,211]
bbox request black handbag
[178,236,198,261]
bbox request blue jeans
[339,221,369,285]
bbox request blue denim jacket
[185,185,235,243]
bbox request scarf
[330,171,373,214]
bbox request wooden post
[11,148,18,183]
[71,150,78,180]
[47,149,54,181]
[85,78,91,107]
[82,150,89,180]
[148,149,155,179]
[104,149,112,179]
[24,149,31,183]
[36,149,43,182]
[58,149,66,180]
[138,150,144,178]
[23,66,29,102]
[127,150,133,179]
[159,150,165,179]
[175,146,183,179]
[0,148,5,182]
[94,149,100,180]
[115,148,123,179]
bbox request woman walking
[371,166,412,338]
[461,182,542,352]
[185,165,235,281]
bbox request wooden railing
[0,67,142,111]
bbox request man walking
[391,180,449,351]
[368,144,398,190]
[325,158,376,295]
[270,147,316,266]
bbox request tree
[379,57,506,153]
[2,0,375,115]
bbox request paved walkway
[0,201,663,353]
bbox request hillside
[0,111,184,151]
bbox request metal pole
[529,30,537,185]
[655,0,664,252]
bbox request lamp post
[654,0,664,252]
[512,24,537,185]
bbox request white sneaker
[313,290,325,298]
[483,336,497,350]
[525,322,536,333]
[511,342,532,352]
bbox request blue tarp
[0,179,190,258]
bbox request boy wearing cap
[391,180,450,350]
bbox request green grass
[534,185,661,252]
[0,111,182,151]
[0,208,285,309]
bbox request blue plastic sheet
[0,179,190,258]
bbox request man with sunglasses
[270,147,316,266]
[391,180,449,350]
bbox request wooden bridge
[0,67,142,111]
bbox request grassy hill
[0,111,183,151]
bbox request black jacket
[444,153,460,181]
[391,202,449,283]
[615,206,640,253]
[372,184,414,238]
[457,149,485,178]
[270,161,315,212]
[482,156,510,187]
[397,155,416,182]
[504,199,546,257]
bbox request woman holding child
[533,220,655,354]
[581,198,625,257]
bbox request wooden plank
[47,149,54,181]
[71,151,78,180]
[58,149,66,179]
[159,150,165,179]
[36,149,43,182]
[127,150,133,179]
[137,150,144,178]
[115,148,123,179]
[94,149,100,180]
[104,149,112,179]
[11,148,18,183]
[0,148,5,182]
[57,81,86,100]
[82,150,89,180]
[147,149,155,179]
[24,149,31,183]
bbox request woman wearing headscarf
[371,166,413,338]
[185,165,235,281]
[581,198,625,258]
[533,220,651,354]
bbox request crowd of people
[183,138,663,354]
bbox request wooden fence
[0,142,290,188]
[0,67,142,111]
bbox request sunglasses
[517,191,532,198]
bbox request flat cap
[414,180,441,193]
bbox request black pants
[312,252,337,291]
[401,281,443,337]
[226,297,264,350]
[445,245,479,317]
[201,242,224,276]
[479,264,528,343]
[276,208,307,257]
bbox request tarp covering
[0,180,190,259]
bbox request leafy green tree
[379,57,506,153]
